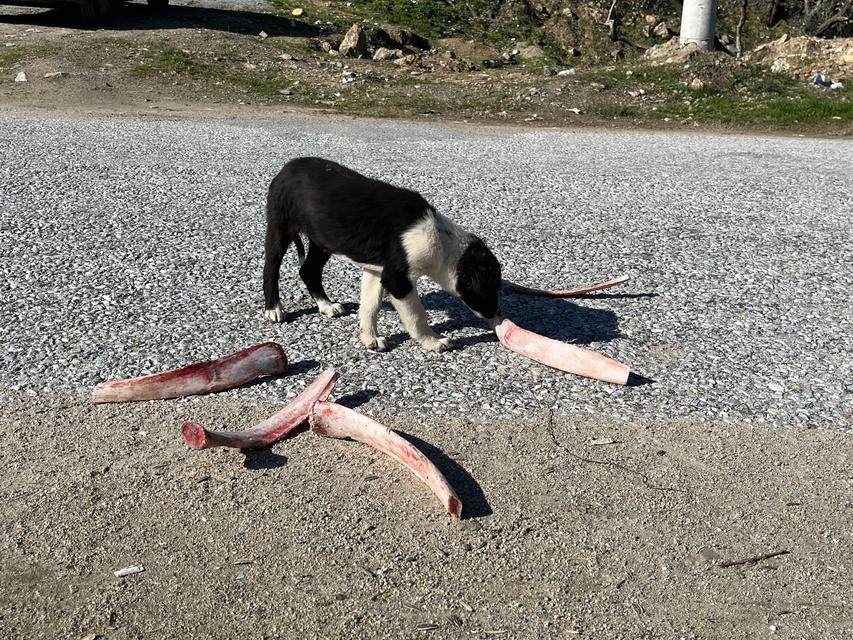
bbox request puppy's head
[456,237,502,321]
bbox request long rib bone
[182,370,339,450]
[504,274,630,298]
[491,316,630,385]
[310,401,463,518]
[92,342,288,404]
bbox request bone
[309,402,463,518]
[91,342,288,404]
[504,274,630,297]
[182,370,339,450]
[491,316,631,385]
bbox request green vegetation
[132,44,212,78]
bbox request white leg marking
[389,289,453,353]
[317,299,345,317]
[264,302,285,323]
[359,271,387,351]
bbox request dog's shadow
[421,288,622,346]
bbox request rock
[372,47,401,61]
[644,14,660,26]
[690,77,705,89]
[566,47,580,57]
[542,65,556,77]
[372,26,430,51]
[556,68,575,76]
[771,58,789,73]
[339,24,367,58]
[393,54,418,67]
[291,7,303,16]
[259,30,268,40]
[519,45,545,59]
[643,25,653,38]
[589,81,606,91]
[321,41,333,53]
[645,37,702,65]
[14,71,27,82]
[653,21,671,38]
[43,71,65,79]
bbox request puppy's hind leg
[263,227,292,323]
[300,240,344,317]
[359,270,387,351]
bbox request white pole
[680,0,718,50]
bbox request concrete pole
[680,0,718,50]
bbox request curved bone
[504,274,630,297]
[491,317,630,385]
[310,402,463,518]
[92,342,288,404]
[182,370,339,450]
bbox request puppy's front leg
[359,270,388,352]
[388,290,453,353]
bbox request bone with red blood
[503,274,630,298]
[91,342,288,404]
[181,370,339,450]
[309,401,463,518]
[491,316,631,385]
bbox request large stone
[373,47,401,61]
[339,24,367,58]
[645,37,702,65]
[372,26,430,51]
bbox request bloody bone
[491,317,630,385]
[504,274,630,298]
[182,369,339,450]
[310,401,463,518]
[92,342,288,404]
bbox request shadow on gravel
[335,389,380,410]
[401,432,492,519]
[422,290,623,345]
[233,358,320,391]
[241,446,288,470]
[1,4,324,37]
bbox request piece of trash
[590,438,617,446]
[568,107,581,114]
[259,31,268,39]
[14,71,27,82]
[291,7,303,16]
[811,74,832,87]
[830,81,843,90]
[113,565,144,578]
[557,68,576,76]
[43,71,65,79]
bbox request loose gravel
[1,114,851,430]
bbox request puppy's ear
[457,238,501,295]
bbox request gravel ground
[0,114,852,430]
[1,397,850,639]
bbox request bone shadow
[1,3,325,37]
[399,432,492,519]
[241,447,288,470]
[422,289,622,345]
[234,358,320,390]
[335,389,380,410]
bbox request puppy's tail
[294,235,306,265]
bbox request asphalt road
[1,114,851,431]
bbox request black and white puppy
[263,157,502,352]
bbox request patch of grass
[0,48,24,68]
[131,44,211,78]
[347,0,459,38]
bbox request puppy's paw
[264,304,285,323]
[420,335,454,353]
[319,301,345,318]
[361,334,388,352]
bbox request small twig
[720,550,790,568]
